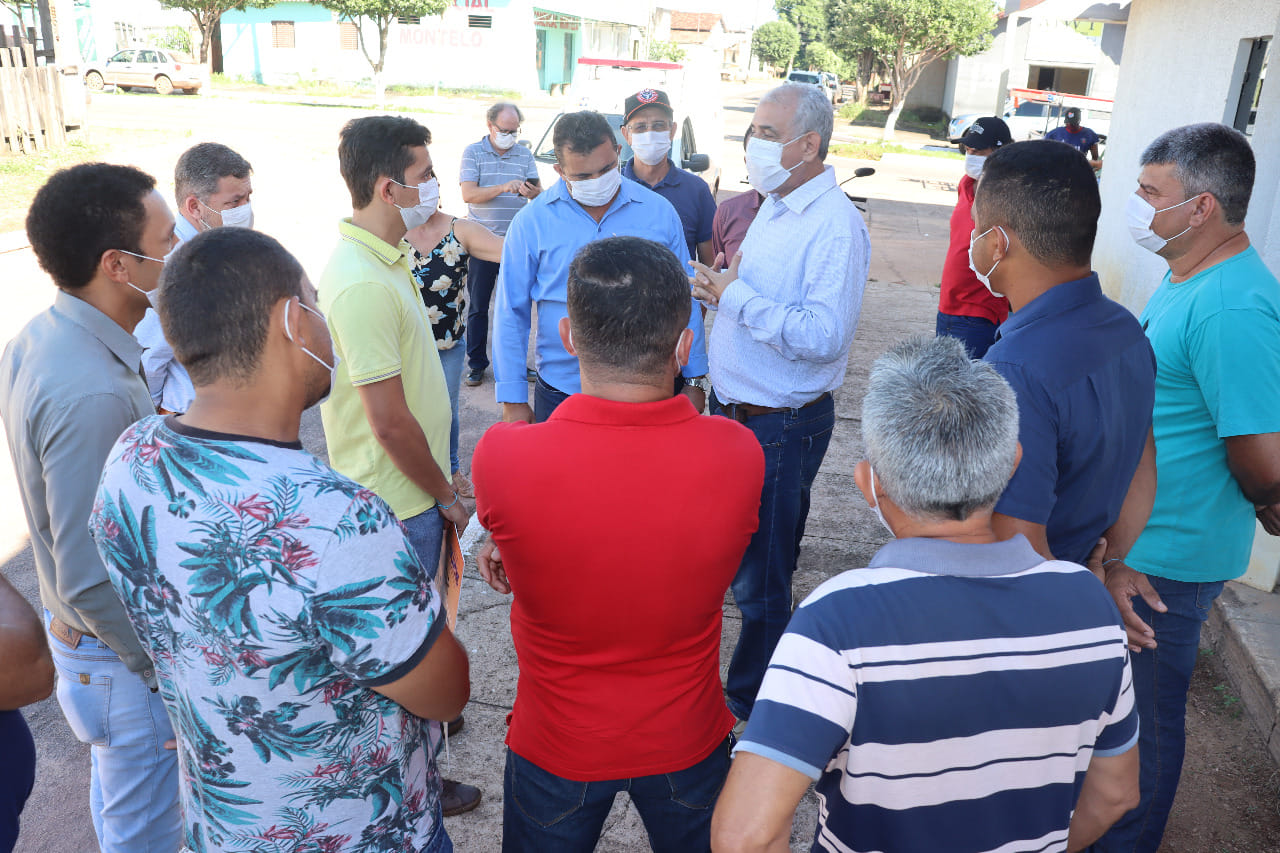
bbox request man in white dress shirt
[691,82,870,723]
[136,142,254,413]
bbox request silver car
[85,48,204,95]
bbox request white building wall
[1095,0,1280,311]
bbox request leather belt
[49,615,94,649]
[720,392,832,424]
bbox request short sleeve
[1092,651,1139,757]
[990,362,1060,525]
[1190,307,1280,438]
[459,145,479,184]
[327,282,404,386]
[310,500,444,687]
[735,599,857,780]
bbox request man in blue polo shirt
[711,336,1139,853]
[972,140,1156,567]
[1045,107,1101,167]
[1095,124,1280,852]
[620,88,717,267]
[493,110,709,423]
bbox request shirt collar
[54,289,143,373]
[338,218,408,266]
[998,273,1103,339]
[770,165,839,216]
[548,392,699,427]
[622,158,680,189]
[868,534,1046,577]
[173,214,201,245]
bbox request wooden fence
[0,43,70,154]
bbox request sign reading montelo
[401,26,487,48]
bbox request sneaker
[451,471,474,500]
[464,368,484,387]
[441,779,482,817]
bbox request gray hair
[1140,123,1254,225]
[174,142,252,206]
[862,336,1019,521]
[486,101,523,125]
[761,82,833,159]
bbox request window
[339,21,359,51]
[468,15,492,28]
[397,15,420,25]
[272,21,295,49]
[108,49,135,63]
[1233,37,1269,136]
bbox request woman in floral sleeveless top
[408,212,502,499]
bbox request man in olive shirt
[0,163,181,851]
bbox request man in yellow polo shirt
[318,114,480,816]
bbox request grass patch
[839,103,949,138]
[211,73,519,102]
[830,141,961,161]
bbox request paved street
[1,84,958,852]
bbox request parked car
[84,48,204,95]
[950,100,1112,149]
[820,71,841,102]
[531,109,721,196]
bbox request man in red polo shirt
[473,236,763,853]
[939,116,1012,357]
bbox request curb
[0,231,29,255]
[1203,581,1280,767]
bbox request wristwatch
[685,375,711,394]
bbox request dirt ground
[1159,648,1280,852]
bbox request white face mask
[867,464,894,538]
[968,226,1007,296]
[117,249,164,305]
[391,176,441,231]
[568,165,621,207]
[493,130,518,150]
[283,299,341,407]
[199,199,254,230]
[631,131,672,167]
[745,135,803,195]
[963,153,987,181]
[1126,192,1197,254]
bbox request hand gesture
[477,540,510,595]
[505,179,526,195]
[688,251,742,308]
[1103,560,1167,652]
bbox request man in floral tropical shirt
[90,228,471,853]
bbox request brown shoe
[441,779,482,816]
[451,471,474,499]
[446,714,464,737]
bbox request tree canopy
[752,20,801,71]
[318,0,447,102]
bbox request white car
[950,101,1110,149]
[84,48,205,95]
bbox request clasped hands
[689,251,743,309]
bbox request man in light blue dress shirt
[692,83,870,722]
[493,110,710,423]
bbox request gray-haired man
[460,101,541,386]
[137,141,254,414]
[690,82,869,722]
[712,335,1139,853]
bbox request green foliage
[830,0,995,65]
[829,140,961,160]
[153,25,193,55]
[318,0,446,78]
[800,42,843,74]
[648,40,687,63]
[776,0,829,47]
[752,20,801,69]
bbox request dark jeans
[935,311,998,359]
[466,258,501,372]
[0,710,35,852]
[1091,575,1225,853]
[502,736,734,853]
[712,392,835,720]
[533,373,570,423]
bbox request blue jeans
[533,373,570,423]
[401,508,445,582]
[712,393,836,720]
[466,258,500,372]
[44,612,181,853]
[439,340,465,474]
[1091,576,1225,853]
[935,311,998,358]
[502,736,734,853]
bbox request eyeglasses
[628,121,671,134]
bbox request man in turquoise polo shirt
[1097,123,1280,852]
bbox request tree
[648,40,687,63]
[831,0,996,140]
[752,20,800,73]
[800,42,843,74]
[319,0,447,104]
[775,0,828,49]
[160,0,263,64]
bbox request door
[104,49,135,87]
[134,50,161,87]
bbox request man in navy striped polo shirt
[712,336,1139,853]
